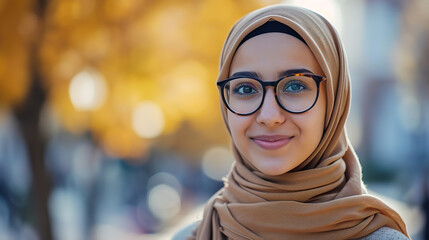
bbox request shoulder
[171,221,199,240]
[359,227,409,240]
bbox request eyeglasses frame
[216,73,326,115]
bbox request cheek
[300,112,324,137]
[227,112,251,145]
[227,112,242,135]
[293,91,326,143]
[303,91,326,142]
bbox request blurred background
[0,0,428,239]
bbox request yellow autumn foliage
[1,0,281,158]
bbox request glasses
[217,73,326,115]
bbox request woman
[174,4,409,240]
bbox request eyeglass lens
[223,75,318,114]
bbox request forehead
[230,33,322,77]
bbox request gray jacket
[172,221,409,240]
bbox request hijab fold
[192,5,408,239]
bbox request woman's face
[227,32,326,175]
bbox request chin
[255,160,293,176]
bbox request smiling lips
[251,135,293,150]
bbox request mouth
[250,135,293,150]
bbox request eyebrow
[230,68,314,79]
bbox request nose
[256,88,286,127]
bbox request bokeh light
[148,184,181,221]
[147,172,182,192]
[146,172,182,221]
[131,101,165,139]
[69,68,107,111]
[202,146,234,181]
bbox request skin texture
[227,33,327,175]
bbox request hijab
[191,5,408,240]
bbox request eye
[283,80,308,93]
[233,83,259,95]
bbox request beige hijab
[192,5,408,240]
